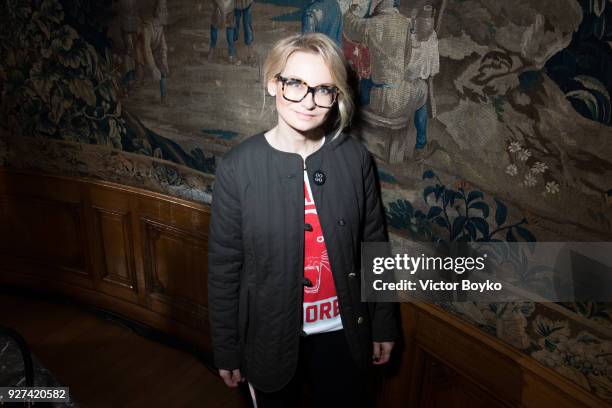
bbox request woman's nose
[301,90,316,109]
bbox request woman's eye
[286,80,303,88]
[316,87,333,95]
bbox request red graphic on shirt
[303,171,342,334]
[304,251,328,294]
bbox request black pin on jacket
[207,132,397,393]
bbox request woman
[208,33,396,407]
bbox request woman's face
[268,51,336,135]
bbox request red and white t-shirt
[302,168,343,335]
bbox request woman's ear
[267,79,277,96]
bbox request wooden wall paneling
[380,302,419,408]
[91,206,138,301]
[0,194,80,267]
[401,302,610,408]
[415,308,524,406]
[136,188,211,234]
[135,190,211,337]
[87,182,139,303]
[127,188,149,309]
[519,365,606,408]
[0,170,211,349]
[0,171,82,201]
[0,265,209,349]
[140,216,209,332]
[0,171,94,288]
[408,337,427,408]
[417,351,509,408]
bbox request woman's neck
[265,121,326,160]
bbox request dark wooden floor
[0,292,251,408]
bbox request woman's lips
[295,111,316,120]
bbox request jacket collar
[256,129,350,157]
[322,130,349,151]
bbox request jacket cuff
[371,303,398,342]
[372,324,398,342]
[213,350,242,371]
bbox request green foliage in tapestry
[0,0,126,147]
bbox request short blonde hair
[263,33,354,140]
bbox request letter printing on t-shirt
[302,152,343,335]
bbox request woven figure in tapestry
[135,0,170,105]
[344,0,440,158]
[302,0,344,47]
[233,0,256,65]
[118,0,139,92]
[209,0,239,64]
[408,4,440,159]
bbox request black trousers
[248,329,373,408]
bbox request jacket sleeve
[362,150,398,342]
[208,155,243,370]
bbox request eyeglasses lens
[282,80,335,108]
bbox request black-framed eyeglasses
[275,74,339,108]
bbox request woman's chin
[287,117,325,132]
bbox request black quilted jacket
[207,131,397,392]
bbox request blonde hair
[263,33,354,140]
